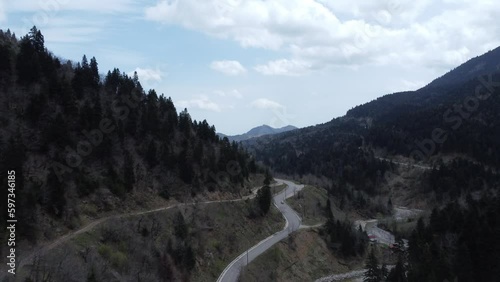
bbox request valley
[2,7,500,281]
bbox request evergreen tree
[183,245,196,271]
[264,169,273,186]
[146,140,158,168]
[87,268,97,282]
[326,198,333,219]
[123,151,135,192]
[40,112,71,151]
[17,33,41,84]
[387,256,407,282]
[256,185,272,215]
[174,211,188,239]
[0,42,12,84]
[381,264,389,281]
[81,54,89,69]
[178,108,192,136]
[47,169,66,217]
[89,56,99,89]
[144,89,159,134]
[364,249,381,282]
[28,26,45,53]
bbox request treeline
[382,195,500,282]
[246,119,392,216]
[159,211,196,280]
[348,69,500,168]
[0,27,258,242]
[247,120,390,189]
[321,199,368,257]
[425,159,500,201]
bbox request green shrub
[98,244,113,259]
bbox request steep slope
[347,47,500,121]
[346,48,500,166]
[425,46,500,89]
[0,28,259,247]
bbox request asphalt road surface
[217,179,304,282]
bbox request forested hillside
[244,119,392,217]
[0,27,258,244]
[220,125,298,142]
[246,45,500,206]
[244,44,500,282]
[402,194,500,282]
[347,48,500,167]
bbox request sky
[1,0,500,135]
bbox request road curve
[217,179,304,282]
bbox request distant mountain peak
[219,125,298,142]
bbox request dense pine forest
[404,195,500,282]
[244,119,393,216]
[0,27,258,244]
[347,48,500,167]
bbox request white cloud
[251,98,285,110]
[6,0,139,14]
[177,95,222,112]
[254,59,312,76]
[129,67,163,83]
[210,60,247,76]
[145,0,341,50]
[214,89,243,99]
[145,0,500,72]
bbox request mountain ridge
[244,43,500,195]
[219,124,298,142]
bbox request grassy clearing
[287,185,329,226]
[377,216,420,239]
[21,200,284,282]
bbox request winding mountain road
[217,179,304,282]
